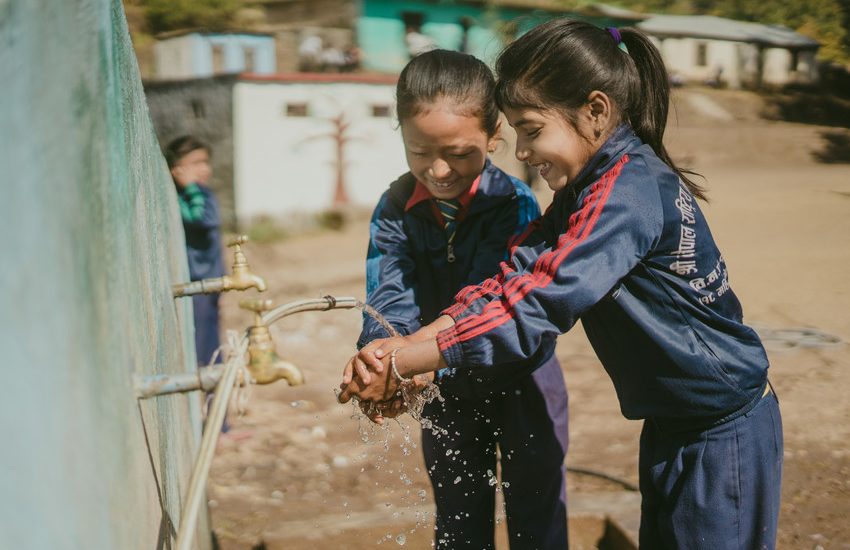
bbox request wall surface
[233,78,409,219]
[0,1,208,548]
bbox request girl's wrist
[390,348,412,384]
[394,339,446,378]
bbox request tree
[135,0,240,34]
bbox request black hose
[566,465,639,492]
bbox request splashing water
[354,301,444,427]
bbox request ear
[487,119,502,153]
[584,90,612,139]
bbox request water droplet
[396,534,406,545]
[453,476,462,484]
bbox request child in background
[340,21,783,550]
[165,136,225,367]
[345,49,569,549]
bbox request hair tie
[606,27,629,54]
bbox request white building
[154,31,277,80]
[637,15,820,89]
[232,73,408,221]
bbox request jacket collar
[399,158,515,218]
[405,174,481,212]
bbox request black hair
[396,49,500,137]
[495,19,706,200]
[164,135,210,169]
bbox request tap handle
[240,298,274,326]
[227,235,250,268]
[239,298,273,313]
[227,235,249,249]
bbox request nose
[429,158,452,180]
[515,145,530,162]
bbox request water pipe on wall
[151,295,359,550]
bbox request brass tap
[240,298,304,386]
[173,235,268,297]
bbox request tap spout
[241,299,304,386]
[172,235,266,297]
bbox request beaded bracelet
[390,348,412,385]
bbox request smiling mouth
[429,180,456,189]
[531,162,551,178]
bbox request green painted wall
[0,1,209,548]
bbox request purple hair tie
[606,27,629,54]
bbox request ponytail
[495,19,707,201]
[620,29,706,201]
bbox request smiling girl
[348,49,570,549]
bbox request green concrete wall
[0,1,209,548]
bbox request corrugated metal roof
[484,1,647,20]
[637,15,819,49]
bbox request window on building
[212,44,225,73]
[371,104,391,117]
[285,103,308,117]
[789,50,799,72]
[695,43,708,67]
[190,98,205,119]
[244,47,255,73]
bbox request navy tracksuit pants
[192,293,220,366]
[639,389,783,549]
[421,358,569,550]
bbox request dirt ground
[209,87,850,549]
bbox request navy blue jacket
[437,126,769,423]
[359,160,557,397]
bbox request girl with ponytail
[339,19,782,550]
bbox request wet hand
[360,397,407,425]
[342,335,409,385]
[337,352,399,404]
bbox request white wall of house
[763,47,818,85]
[656,37,748,88]
[652,35,817,88]
[796,50,819,83]
[233,79,408,220]
[155,34,276,80]
[154,35,194,80]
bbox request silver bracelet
[390,348,411,384]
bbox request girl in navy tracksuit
[340,21,783,550]
[346,50,569,549]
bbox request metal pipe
[134,366,226,399]
[168,296,360,550]
[134,296,360,398]
[174,337,247,550]
[260,295,359,326]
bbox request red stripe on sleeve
[444,156,627,347]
